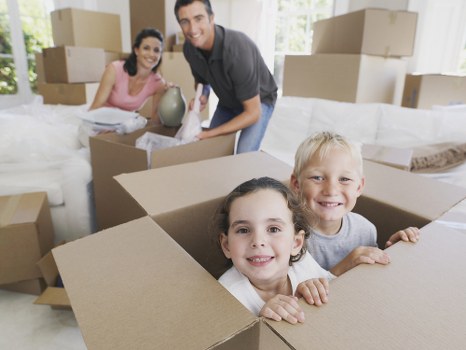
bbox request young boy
[290,131,420,276]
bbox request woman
[90,28,167,124]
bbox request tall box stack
[283,8,418,105]
[38,8,123,105]
[402,73,466,109]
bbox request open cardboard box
[89,125,236,231]
[0,192,54,289]
[53,152,466,349]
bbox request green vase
[158,86,186,127]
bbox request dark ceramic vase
[158,86,186,127]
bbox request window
[273,0,333,92]
[0,0,53,96]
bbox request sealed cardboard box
[312,8,418,57]
[129,0,179,53]
[37,82,99,105]
[43,46,105,83]
[89,125,236,231]
[34,52,45,83]
[53,154,466,349]
[282,53,407,105]
[51,8,122,52]
[0,192,54,286]
[402,73,466,109]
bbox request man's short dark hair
[174,0,214,21]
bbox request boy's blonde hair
[293,131,363,179]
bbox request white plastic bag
[175,84,203,143]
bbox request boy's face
[177,1,215,51]
[220,189,304,290]
[291,148,364,234]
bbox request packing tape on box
[0,194,21,228]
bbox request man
[174,0,278,153]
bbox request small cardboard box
[402,73,466,109]
[43,46,106,83]
[37,82,99,105]
[53,154,466,349]
[34,244,71,309]
[34,51,45,83]
[312,8,418,57]
[361,144,413,171]
[89,126,236,231]
[0,192,54,285]
[282,53,407,105]
[51,8,122,52]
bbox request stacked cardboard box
[402,73,466,109]
[38,8,124,105]
[52,152,466,348]
[0,192,54,295]
[283,8,418,105]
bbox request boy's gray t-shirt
[307,212,377,271]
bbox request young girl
[212,177,334,324]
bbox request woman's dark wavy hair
[174,0,214,21]
[123,28,164,76]
[210,177,312,268]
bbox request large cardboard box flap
[0,192,54,285]
[271,222,466,349]
[115,152,294,279]
[53,216,283,350]
[356,160,466,245]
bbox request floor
[0,289,86,350]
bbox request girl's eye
[236,227,249,234]
[268,226,281,233]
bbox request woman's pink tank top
[105,60,163,112]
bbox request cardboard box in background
[51,8,122,52]
[138,52,210,121]
[42,46,105,83]
[0,192,54,287]
[37,82,99,105]
[402,74,466,109]
[53,153,466,349]
[129,0,179,52]
[282,53,407,105]
[0,278,45,296]
[34,245,71,309]
[89,125,236,231]
[34,52,45,83]
[312,8,418,57]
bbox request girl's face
[291,147,364,235]
[220,189,304,290]
[134,37,162,70]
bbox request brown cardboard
[0,192,54,285]
[270,222,466,349]
[312,8,418,57]
[42,46,106,83]
[34,245,71,309]
[115,152,294,279]
[282,54,407,105]
[34,52,45,83]
[53,217,291,350]
[90,125,236,230]
[129,0,179,53]
[37,82,99,105]
[51,8,122,52]
[402,74,466,109]
[54,153,466,349]
[0,278,45,296]
[361,144,413,170]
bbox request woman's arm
[89,64,117,110]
